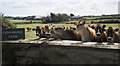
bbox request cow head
[49,29,57,38]
[49,27,63,39]
[27,27,31,31]
[32,28,36,31]
[44,25,51,38]
[91,24,106,36]
[106,27,119,41]
[74,20,85,29]
[52,27,64,33]
[36,26,41,36]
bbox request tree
[70,13,75,17]
[41,13,70,23]
[50,12,56,22]
[26,16,35,20]
[50,13,56,18]
[41,16,51,23]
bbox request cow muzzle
[107,37,113,41]
[96,30,101,36]
[36,33,40,36]
[45,32,51,37]
[96,29,101,36]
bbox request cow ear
[82,20,86,25]
[114,28,119,32]
[91,26,95,29]
[102,25,106,28]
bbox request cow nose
[45,32,51,36]
[96,32,101,36]
[36,33,40,36]
[79,24,82,25]
[108,37,112,40]
[97,34,100,36]
[97,33,101,36]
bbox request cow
[90,24,107,42]
[36,26,47,38]
[49,26,81,40]
[74,20,96,42]
[65,27,69,30]
[62,26,66,30]
[26,27,31,31]
[50,27,64,39]
[40,27,46,38]
[36,26,41,38]
[32,28,36,31]
[106,27,120,43]
[70,27,81,41]
[49,27,64,39]
[44,25,52,39]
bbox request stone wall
[2,41,120,64]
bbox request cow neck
[113,32,120,42]
[99,32,107,41]
[79,26,95,41]
[73,30,81,40]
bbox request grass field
[10,18,120,24]
[17,23,119,38]
[67,19,120,24]
[10,19,42,23]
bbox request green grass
[101,24,119,29]
[82,15,119,20]
[82,17,101,19]
[10,19,42,23]
[10,18,120,24]
[17,24,74,28]
[68,19,120,24]
[17,23,119,38]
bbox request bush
[0,14,16,29]
[8,21,16,28]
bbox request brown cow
[74,20,96,42]
[32,28,36,31]
[106,27,120,43]
[27,27,31,31]
[40,27,46,38]
[36,26,41,38]
[36,26,46,38]
[90,24,107,42]
[50,27,64,39]
[44,25,52,39]
[49,26,81,40]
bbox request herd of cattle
[26,20,120,43]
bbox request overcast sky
[0,0,119,17]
